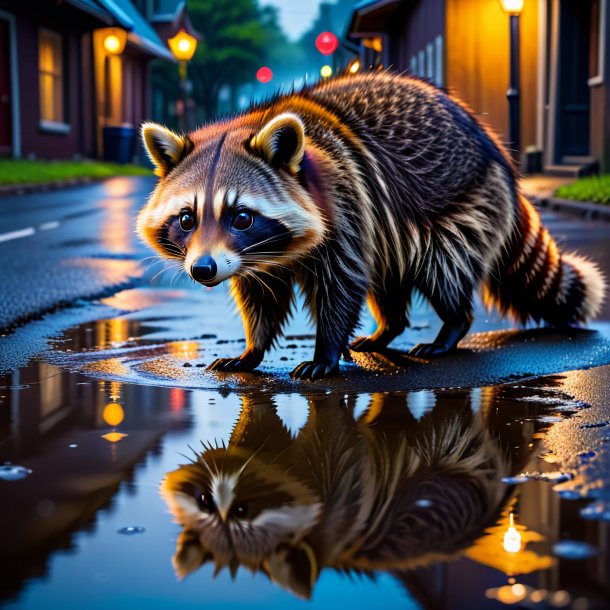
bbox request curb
[537,196,610,221]
[0,176,99,197]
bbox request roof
[96,0,176,61]
[64,0,115,24]
[346,0,404,38]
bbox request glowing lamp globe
[101,28,127,55]
[168,29,198,62]
[315,31,338,56]
[320,65,333,78]
[500,0,524,14]
[256,66,273,83]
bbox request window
[589,0,606,86]
[38,29,64,124]
[434,35,444,87]
[426,43,434,80]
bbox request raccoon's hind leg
[410,287,473,358]
[350,280,412,352]
[208,270,293,373]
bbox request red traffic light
[315,31,338,56]
[256,66,273,83]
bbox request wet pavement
[1,178,610,609]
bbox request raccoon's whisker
[240,234,291,254]
[242,269,279,302]
[150,264,181,284]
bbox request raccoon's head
[161,445,322,596]
[137,113,328,286]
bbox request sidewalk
[520,174,573,200]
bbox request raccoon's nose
[191,255,217,283]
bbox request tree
[187,0,272,121]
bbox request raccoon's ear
[173,530,213,580]
[141,122,193,178]
[250,113,305,173]
[263,542,318,599]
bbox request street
[1,177,610,609]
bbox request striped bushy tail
[485,195,606,326]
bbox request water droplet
[117,526,146,535]
[538,416,564,423]
[502,471,573,484]
[553,540,599,560]
[578,451,596,464]
[415,499,432,508]
[558,490,581,500]
[580,421,609,429]
[580,501,610,521]
[0,464,32,481]
[502,475,530,484]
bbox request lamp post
[100,28,127,124]
[168,29,198,131]
[501,0,524,165]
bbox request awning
[346,0,404,38]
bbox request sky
[264,0,324,40]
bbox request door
[555,0,591,160]
[0,18,12,156]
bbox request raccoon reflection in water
[161,386,554,599]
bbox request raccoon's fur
[161,389,542,598]
[138,72,606,380]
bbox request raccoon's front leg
[291,251,366,380]
[208,270,293,373]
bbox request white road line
[0,227,35,243]
[39,221,60,231]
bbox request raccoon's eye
[197,491,215,513]
[179,210,195,232]
[232,210,254,231]
[232,502,248,518]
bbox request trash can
[103,125,136,165]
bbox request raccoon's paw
[349,335,389,353]
[290,361,338,381]
[409,342,454,358]
[207,353,261,373]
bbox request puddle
[1,358,609,609]
[1,287,610,608]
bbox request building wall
[589,0,610,171]
[12,11,84,160]
[390,0,445,85]
[445,0,540,156]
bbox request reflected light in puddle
[168,341,200,360]
[466,504,553,575]
[503,513,522,553]
[103,402,124,427]
[169,388,185,411]
[101,431,128,443]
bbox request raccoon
[138,72,606,380]
[161,389,536,598]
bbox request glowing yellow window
[38,29,64,124]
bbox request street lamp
[500,0,524,165]
[168,29,199,131]
[102,28,127,55]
